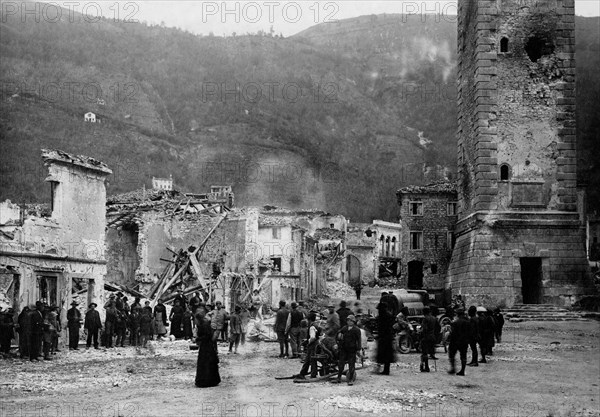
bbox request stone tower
[447,0,593,307]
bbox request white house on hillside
[84,112,96,123]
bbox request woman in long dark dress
[169,300,184,339]
[195,309,221,387]
[376,301,396,375]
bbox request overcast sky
[118,0,599,36]
[26,1,599,36]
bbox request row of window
[379,235,398,257]
[409,231,455,250]
[409,201,458,216]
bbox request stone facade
[397,183,457,291]
[447,0,594,307]
[0,149,111,337]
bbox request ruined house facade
[0,150,111,331]
[397,183,458,292]
[105,194,345,309]
[447,0,594,306]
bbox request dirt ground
[1,320,599,417]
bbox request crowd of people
[1,289,506,390]
[0,301,61,361]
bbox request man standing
[0,307,15,354]
[336,301,351,329]
[46,306,61,354]
[387,291,400,317]
[28,303,44,361]
[85,303,102,349]
[326,305,340,337]
[104,303,118,348]
[467,306,480,367]
[448,307,470,376]
[420,306,437,372]
[494,308,505,343]
[67,301,81,350]
[376,302,395,375]
[17,306,30,358]
[210,301,228,345]
[297,312,320,380]
[333,315,361,385]
[286,302,304,358]
[228,306,242,354]
[189,292,201,314]
[275,300,290,358]
[174,289,188,310]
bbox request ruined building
[447,0,594,306]
[0,150,111,326]
[346,220,403,287]
[105,185,347,309]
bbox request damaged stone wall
[0,150,110,336]
[346,223,377,286]
[105,226,140,288]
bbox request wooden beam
[154,214,227,302]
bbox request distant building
[346,220,402,287]
[152,175,173,191]
[84,112,96,123]
[397,182,458,291]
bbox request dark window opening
[37,276,57,306]
[330,223,335,229]
[525,36,554,63]
[50,181,58,214]
[290,258,295,274]
[434,234,439,248]
[431,264,438,274]
[500,37,509,52]
[500,164,510,181]
[271,257,282,272]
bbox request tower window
[500,37,509,53]
[500,164,511,181]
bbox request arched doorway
[346,254,361,285]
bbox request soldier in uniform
[420,306,437,372]
[448,307,470,376]
[467,306,480,366]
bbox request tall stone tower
[447,0,593,307]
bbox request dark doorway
[520,257,543,304]
[407,261,424,289]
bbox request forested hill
[1,5,598,220]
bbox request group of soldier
[444,305,505,376]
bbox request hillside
[0,5,598,220]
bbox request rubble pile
[323,389,457,414]
[323,281,355,299]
